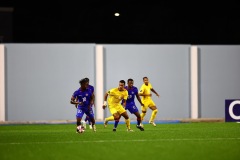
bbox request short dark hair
[85,77,89,82]
[143,77,148,80]
[79,78,87,85]
[119,80,125,85]
[128,78,133,83]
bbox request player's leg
[85,116,90,124]
[140,100,148,122]
[149,106,157,126]
[149,100,158,126]
[88,107,95,129]
[104,115,114,127]
[112,113,121,131]
[88,117,93,129]
[109,106,121,131]
[121,111,133,132]
[134,111,144,131]
[81,116,87,129]
[84,116,90,129]
[84,115,88,123]
[134,111,141,126]
[113,114,121,130]
[140,101,148,127]
[76,117,82,133]
[118,105,132,131]
[140,111,146,127]
[76,108,84,133]
[86,109,96,132]
[90,117,96,132]
[127,103,144,131]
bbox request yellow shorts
[141,99,156,112]
[109,104,126,115]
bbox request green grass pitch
[0,122,239,160]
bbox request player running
[104,78,144,131]
[83,77,95,129]
[139,77,160,127]
[102,80,133,132]
[70,78,96,133]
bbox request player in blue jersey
[70,78,96,133]
[84,77,95,129]
[104,78,144,131]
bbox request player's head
[143,77,149,85]
[119,80,125,91]
[85,77,90,86]
[79,78,88,89]
[127,78,134,87]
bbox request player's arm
[136,94,144,106]
[151,88,160,97]
[91,86,95,106]
[74,97,78,108]
[70,96,77,104]
[70,96,82,108]
[122,99,127,108]
[89,94,94,110]
[122,91,128,108]
[91,92,95,106]
[102,92,108,109]
[138,93,152,97]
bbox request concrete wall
[198,45,240,118]
[4,44,95,121]
[2,44,240,121]
[103,45,190,120]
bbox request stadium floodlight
[114,13,120,16]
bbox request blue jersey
[88,85,94,94]
[72,88,92,108]
[87,84,95,109]
[125,86,139,103]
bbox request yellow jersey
[107,88,128,105]
[139,83,153,100]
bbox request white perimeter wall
[1,44,240,121]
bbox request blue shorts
[76,107,94,119]
[125,102,139,114]
[85,106,95,119]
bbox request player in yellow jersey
[104,78,144,131]
[139,77,160,127]
[102,80,133,132]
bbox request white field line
[0,138,240,145]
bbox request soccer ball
[77,126,85,133]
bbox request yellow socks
[150,109,158,122]
[105,116,114,121]
[140,112,146,121]
[125,118,130,129]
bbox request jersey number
[82,97,86,102]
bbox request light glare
[114,13,120,16]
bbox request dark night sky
[1,0,240,44]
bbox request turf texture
[0,122,239,160]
